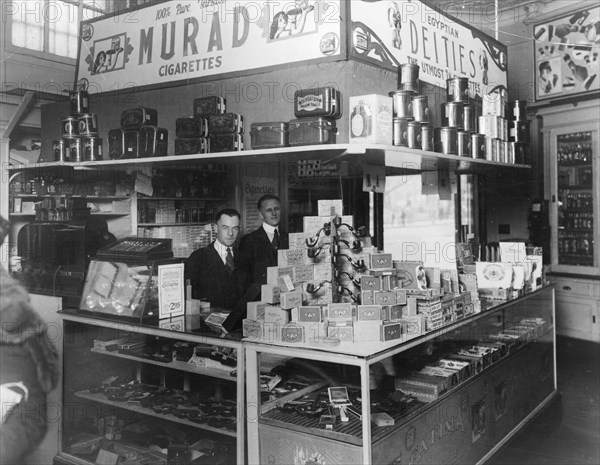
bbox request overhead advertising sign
[349,0,508,98]
[76,0,343,94]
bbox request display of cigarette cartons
[436,358,472,382]
[354,321,383,342]
[204,311,230,333]
[400,314,425,340]
[382,304,403,322]
[278,275,295,293]
[361,275,382,291]
[264,305,290,325]
[357,305,383,321]
[458,346,493,368]
[303,216,334,235]
[292,306,323,322]
[247,301,267,320]
[261,284,280,304]
[293,265,315,284]
[446,353,483,375]
[317,199,344,217]
[395,289,407,305]
[478,287,511,301]
[280,290,303,309]
[370,253,393,270]
[424,267,442,290]
[288,232,308,250]
[297,321,327,341]
[395,373,447,402]
[349,94,393,144]
[281,323,305,343]
[361,290,374,305]
[266,266,293,285]
[417,366,459,390]
[405,288,442,300]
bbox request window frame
[4,0,109,65]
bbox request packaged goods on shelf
[317,199,344,217]
[349,94,393,144]
[121,107,158,130]
[193,96,226,117]
[209,134,243,152]
[250,122,290,149]
[281,323,305,343]
[138,126,168,157]
[288,117,337,146]
[208,113,244,134]
[175,116,209,138]
[294,87,342,119]
[291,306,323,322]
[174,137,210,155]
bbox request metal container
[70,90,89,115]
[193,96,226,117]
[412,95,429,122]
[510,142,529,164]
[78,113,98,136]
[208,113,244,134]
[407,121,421,149]
[62,116,79,137]
[139,126,169,157]
[294,87,342,119]
[463,105,477,132]
[53,139,69,162]
[175,137,210,155]
[421,123,434,151]
[389,90,413,119]
[434,127,458,155]
[400,82,420,93]
[507,100,528,121]
[485,137,497,161]
[446,77,469,102]
[123,130,139,158]
[121,107,158,130]
[392,117,409,147]
[471,133,486,159]
[82,136,103,161]
[210,134,244,152]
[508,120,530,143]
[478,115,501,139]
[68,137,83,162]
[441,102,464,129]
[288,117,337,146]
[398,63,420,88]
[250,122,290,149]
[176,116,208,138]
[108,129,125,159]
[457,130,470,156]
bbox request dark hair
[257,195,280,210]
[269,11,288,39]
[93,51,107,73]
[539,61,551,74]
[216,208,241,222]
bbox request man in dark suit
[185,208,245,309]
[238,195,288,297]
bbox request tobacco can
[288,117,337,146]
[421,123,434,151]
[250,122,290,149]
[446,77,470,102]
[471,133,486,159]
[78,113,98,137]
[62,116,79,137]
[70,90,89,115]
[108,129,125,159]
[82,137,103,161]
[389,90,413,119]
[392,117,409,147]
[463,105,477,132]
[407,121,422,149]
[434,127,458,155]
[412,95,429,122]
[441,102,464,129]
[457,131,470,156]
[397,63,420,88]
[53,139,69,162]
[68,137,83,162]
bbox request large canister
[446,77,469,102]
[508,120,530,143]
[412,95,429,122]
[507,100,528,121]
[421,123,434,151]
[62,116,79,137]
[392,117,409,147]
[457,130,470,156]
[398,63,419,89]
[53,139,69,162]
[82,137,102,161]
[434,127,458,155]
[441,102,464,129]
[78,113,98,136]
[510,142,528,164]
[485,137,497,162]
[70,90,89,115]
[68,137,83,162]
[407,121,421,149]
[463,105,477,132]
[389,90,413,119]
[471,133,486,159]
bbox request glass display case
[57,313,245,465]
[245,287,556,465]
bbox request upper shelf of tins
[7,144,531,175]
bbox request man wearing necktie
[185,208,245,310]
[238,195,289,300]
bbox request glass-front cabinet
[245,287,556,465]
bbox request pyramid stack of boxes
[242,199,477,345]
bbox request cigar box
[262,284,281,304]
[292,265,314,284]
[395,289,407,305]
[382,304,403,322]
[327,322,354,343]
[417,366,459,391]
[292,306,323,323]
[266,266,293,285]
[353,321,383,342]
[242,319,280,342]
[264,305,290,325]
[278,249,308,267]
[280,290,303,309]
[381,322,402,341]
[281,323,305,344]
[247,301,267,320]
[327,303,354,321]
[436,358,472,382]
[278,275,295,293]
[317,199,344,217]
[361,290,374,305]
[400,315,425,340]
[374,291,396,306]
[357,305,383,321]
[370,253,393,270]
[193,96,226,118]
[395,373,446,402]
[361,275,381,291]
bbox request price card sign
[158,263,185,319]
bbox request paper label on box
[264,305,290,325]
[278,249,308,267]
[280,290,303,309]
[475,262,513,289]
[317,199,344,217]
[292,265,314,283]
[288,232,308,250]
[303,216,331,235]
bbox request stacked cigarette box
[108,107,168,159]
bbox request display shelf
[8,144,532,174]
[246,287,556,465]
[137,222,212,227]
[137,197,226,201]
[74,390,237,437]
[10,194,131,199]
[89,348,237,381]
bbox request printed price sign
[158,263,185,319]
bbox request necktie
[272,229,280,250]
[226,247,235,274]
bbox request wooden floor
[487,336,600,465]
